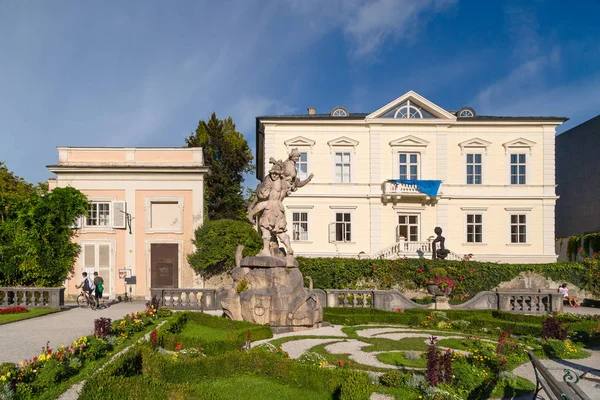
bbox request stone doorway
[150,243,179,288]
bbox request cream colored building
[256,91,567,263]
[47,147,207,299]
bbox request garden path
[0,301,146,363]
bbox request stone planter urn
[427,285,452,296]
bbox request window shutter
[328,223,336,243]
[112,201,127,229]
[69,217,82,229]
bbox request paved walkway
[0,302,146,363]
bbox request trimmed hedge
[81,344,373,400]
[297,257,600,301]
[323,308,599,340]
[158,312,273,355]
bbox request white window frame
[465,152,484,185]
[464,213,484,244]
[398,153,420,180]
[333,151,352,183]
[508,152,528,185]
[79,239,116,298]
[82,197,116,233]
[145,197,184,234]
[396,213,420,242]
[329,211,353,243]
[509,213,528,244]
[292,211,310,242]
[85,202,111,227]
[296,151,310,181]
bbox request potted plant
[426,267,448,295]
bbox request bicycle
[76,290,98,310]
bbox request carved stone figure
[220,150,322,331]
[432,226,450,260]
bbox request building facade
[555,115,600,239]
[47,147,207,299]
[256,91,566,263]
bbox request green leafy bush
[297,257,600,300]
[339,372,372,400]
[188,219,262,276]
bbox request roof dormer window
[458,107,476,118]
[331,107,349,117]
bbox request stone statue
[247,149,314,258]
[220,149,322,331]
[432,226,450,260]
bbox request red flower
[578,247,583,252]
[247,331,251,341]
[176,342,182,351]
[459,277,464,282]
[446,266,451,270]
[470,267,475,272]
[372,266,377,271]
[391,261,397,267]
[47,350,52,355]
[338,359,344,367]
[418,269,423,274]
[425,278,430,283]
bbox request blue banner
[387,179,442,197]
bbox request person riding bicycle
[75,272,95,303]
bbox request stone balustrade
[150,288,220,311]
[325,289,376,308]
[0,287,65,308]
[496,290,563,314]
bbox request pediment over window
[389,135,430,147]
[284,136,316,152]
[502,137,536,154]
[367,90,456,120]
[327,136,359,153]
[458,138,492,154]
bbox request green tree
[188,219,262,277]
[186,113,254,221]
[0,161,35,198]
[0,187,88,286]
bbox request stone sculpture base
[218,256,323,330]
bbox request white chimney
[307,107,316,115]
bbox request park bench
[526,351,591,400]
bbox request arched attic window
[331,107,349,117]
[458,107,476,118]
[381,100,435,119]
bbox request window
[466,214,483,243]
[510,215,527,243]
[292,212,309,241]
[335,152,351,183]
[397,215,419,241]
[296,152,308,180]
[331,107,348,117]
[510,154,526,185]
[466,154,482,184]
[146,197,183,233]
[458,108,475,118]
[335,213,351,242]
[381,100,436,119]
[85,202,110,227]
[399,153,419,180]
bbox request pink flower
[459,277,464,282]
[372,266,377,271]
[425,278,430,283]
[578,247,583,252]
[446,266,451,270]
[470,267,475,272]
[418,269,423,274]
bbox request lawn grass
[201,375,332,400]
[0,308,60,325]
[180,323,234,341]
[361,337,429,352]
[268,335,346,347]
[376,352,427,368]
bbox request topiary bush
[188,219,262,276]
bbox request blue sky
[1,0,599,188]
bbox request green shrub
[339,372,372,400]
[188,219,262,276]
[430,267,448,279]
[296,257,600,299]
[380,370,409,387]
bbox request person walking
[93,272,105,307]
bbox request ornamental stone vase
[427,284,452,296]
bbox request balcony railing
[383,181,424,197]
[373,239,465,261]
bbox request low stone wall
[150,288,220,311]
[0,287,65,308]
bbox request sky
[1,0,599,188]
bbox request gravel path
[281,338,343,359]
[325,340,393,369]
[252,324,347,347]
[0,302,146,363]
[513,350,600,400]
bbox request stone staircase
[372,239,466,261]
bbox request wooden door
[150,243,179,288]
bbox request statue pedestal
[219,256,323,330]
[427,295,451,310]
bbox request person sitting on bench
[559,283,580,308]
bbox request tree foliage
[0,186,88,287]
[186,113,254,221]
[188,219,262,276]
[0,161,36,198]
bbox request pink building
[47,147,207,299]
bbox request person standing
[93,272,104,307]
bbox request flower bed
[0,305,171,399]
[0,306,27,314]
